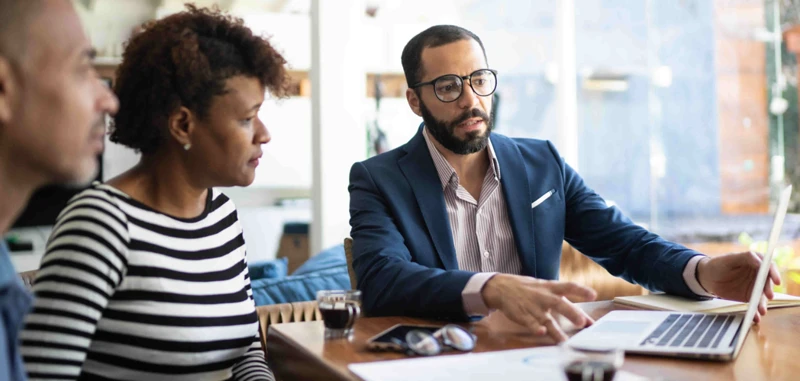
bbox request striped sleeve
[20,190,129,380]
[232,252,274,381]
[231,329,274,381]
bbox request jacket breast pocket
[531,188,566,240]
[531,188,562,211]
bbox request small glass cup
[316,290,361,339]
[560,344,624,381]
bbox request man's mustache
[450,108,491,129]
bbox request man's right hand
[481,274,597,343]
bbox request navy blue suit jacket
[348,126,703,320]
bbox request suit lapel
[398,126,459,270]
[492,135,538,276]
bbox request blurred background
[8,0,800,295]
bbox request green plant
[738,232,800,293]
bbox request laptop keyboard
[640,314,734,349]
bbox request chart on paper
[348,346,649,381]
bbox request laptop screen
[734,184,792,355]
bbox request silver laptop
[568,185,792,361]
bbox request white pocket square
[531,189,555,209]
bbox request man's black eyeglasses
[411,69,498,103]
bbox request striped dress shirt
[422,128,521,315]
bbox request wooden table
[267,301,800,381]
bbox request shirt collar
[0,241,15,289]
[422,126,502,190]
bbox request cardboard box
[276,222,310,274]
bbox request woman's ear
[167,106,195,148]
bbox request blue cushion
[251,266,351,305]
[250,244,350,306]
[292,245,346,275]
[248,257,288,280]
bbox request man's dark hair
[111,5,290,154]
[400,25,487,88]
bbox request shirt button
[483,251,490,258]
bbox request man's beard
[58,118,105,188]
[419,99,493,155]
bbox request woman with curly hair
[21,6,288,380]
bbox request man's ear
[167,106,196,148]
[406,88,422,117]
[0,57,17,126]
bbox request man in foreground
[0,1,118,378]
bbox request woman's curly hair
[110,5,290,154]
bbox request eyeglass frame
[411,69,498,103]
[397,324,477,356]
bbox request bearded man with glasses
[347,25,781,344]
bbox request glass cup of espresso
[317,290,362,339]
[560,344,624,381]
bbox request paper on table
[614,292,800,314]
[348,346,649,381]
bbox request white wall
[310,0,367,254]
[74,0,156,57]
[243,13,311,70]
[253,98,313,189]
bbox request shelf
[366,72,407,98]
[285,71,407,98]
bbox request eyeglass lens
[405,325,476,356]
[406,330,442,356]
[434,69,496,102]
[437,325,476,352]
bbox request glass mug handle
[345,302,361,329]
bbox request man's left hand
[696,251,782,323]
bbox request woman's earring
[183,143,192,151]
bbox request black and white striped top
[21,183,274,381]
